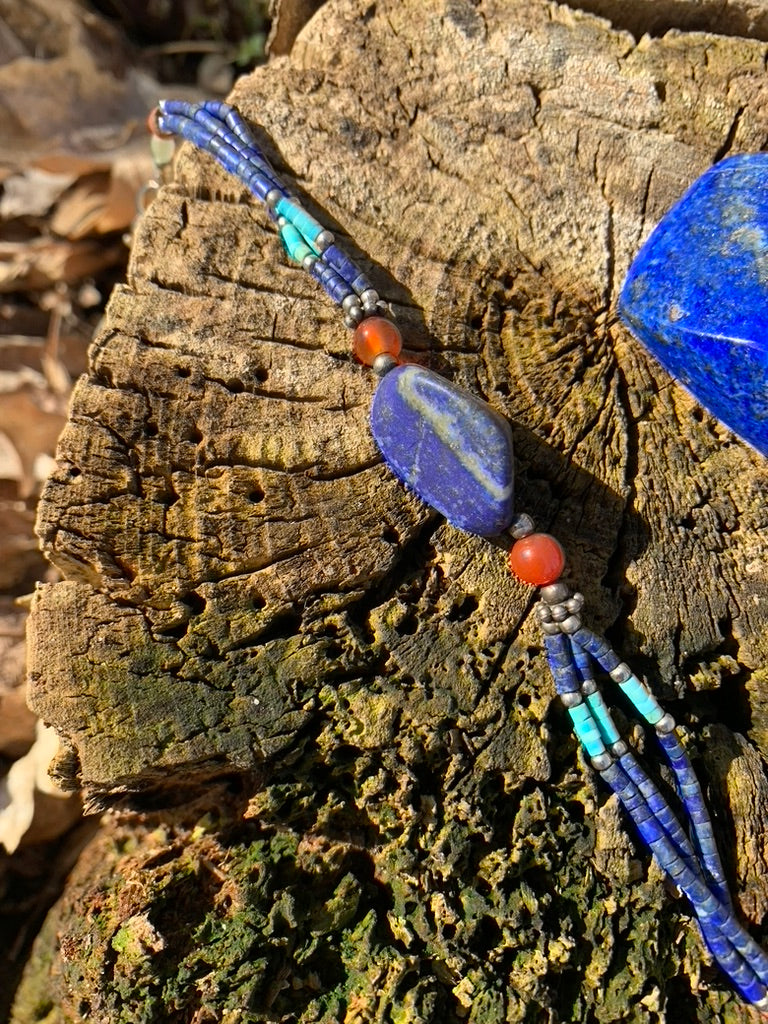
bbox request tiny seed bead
[353,316,403,367]
[508,533,566,587]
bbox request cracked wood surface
[17,1,768,1021]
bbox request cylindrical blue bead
[310,260,353,305]
[201,99,257,146]
[243,167,280,202]
[323,244,369,292]
[351,271,374,295]
[570,640,594,681]
[571,628,621,672]
[544,635,580,695]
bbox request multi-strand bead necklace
[149,98,768,1009]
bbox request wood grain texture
[18,0,768,1021]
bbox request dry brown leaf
[0,168,77,220]
[0,721,81,853]
[0,381,67,496]
[0,685,37,759]
[0,236,126,292]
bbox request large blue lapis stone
[370,364,514,536]
[619,154,768,457]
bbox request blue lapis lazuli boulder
[370,364,514,537]
[619,154,768,457]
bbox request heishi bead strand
[149,99,768,1011]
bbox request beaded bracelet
[149,99,768,1009]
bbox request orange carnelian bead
[508,533,566,587]
[353,316,403,366]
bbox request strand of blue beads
[532,569,768,1008]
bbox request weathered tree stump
[13,1,768,1021]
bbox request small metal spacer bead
[360,288,380,313]
[591,752,614,771]
[540,581,571,605]
[655,712,676,734]
[550,604,569,622]
[609,662,632,683]
[560,615,582,635]
[540,621,561,636]
[566,593,585,613]
[265,189,282,211]
[509,513,535,539]
[610,739,629,757]
[535,602,553,623]
[559,691,583,709]
[344,308,364,328]
[580,679,597,696]
[372,353,399,377]
[302,254,318,271]
[315,229,335,252]
[752,996,768,1012]
[342,294,361,314]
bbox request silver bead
[342,294,361,313]
[590,752,613,771]
[609,662,632,683]
[540,582,570,604]
[509,513,535,539]
[610,739,628,757]
[360,288,379,313]
[550,603,568,622]
[372,353,398,377]
[315,229,334,252]
[302,254,318,271]
[343,308,364,328]
[566,593,584,613]
[655,712,676,734]
[559,691,582,709]
[265,188,282,210]
[560,615,582,634]
[580,679,597,696]
[276,215,287,228]
[535,603,552,622]
[540,621,561,635]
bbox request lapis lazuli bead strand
[656,729,732,909]
[154,99,378,314]
[530,572,768,1010]
[598,758,768,1005]
[198,99,258,146]
[571,620,738,930]
[561,630,713,881]
[569,623,730,898]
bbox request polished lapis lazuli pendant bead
[370,364,514,536]
[619,154,768,457]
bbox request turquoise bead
[370,365,514,537]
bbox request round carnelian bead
[353,316,403,366]
[508,533,566,587]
